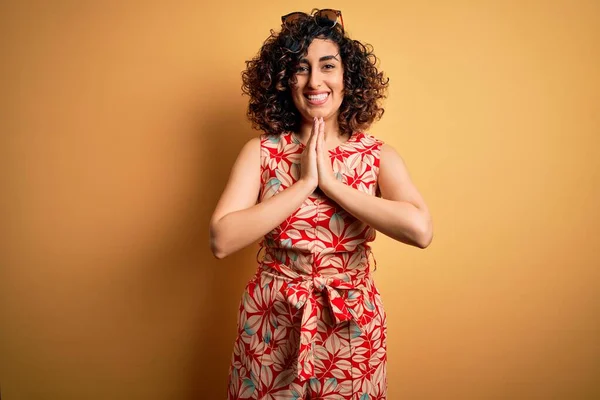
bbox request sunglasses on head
[281,8,344,31]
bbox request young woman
[210,9,433,399]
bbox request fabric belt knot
[283,272,371,382]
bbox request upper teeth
[308,93,328,101]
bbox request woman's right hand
[299,117,319,190]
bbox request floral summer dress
[227,131,388,399]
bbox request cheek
[291,86,302,104]
[333,73,344,94]
[290,87,304,110]
[291,80,304,98]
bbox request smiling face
[290,38,345,123]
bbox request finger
[308,117,316,142]
[315,125,322,155]
[318,118,325,152]
[315,118,321,152]
[314,116,320,135]
[309,117,318,151]
[319,118,325,142]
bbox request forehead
[303,38,340,60]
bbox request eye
[295,65,309,73]
[323,64,336,69]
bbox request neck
[297,116,344,141]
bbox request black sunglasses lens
[282,12,306,25]
[281,10,342,30]
[315,10,338,26]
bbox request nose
[307,69,324,89]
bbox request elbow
[415,218,433,249]
[416,232,433,249]
[210,239,228,259]
[211,243,227,259]
[209,224,228,259]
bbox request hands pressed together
[299,117,338,194]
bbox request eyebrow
[299,54,340,63]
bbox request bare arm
[209,121,320,259]
[322,143,433,248]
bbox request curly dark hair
[241,12,389,136]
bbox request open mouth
[304,92,330,105]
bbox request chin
[306,109,330,120]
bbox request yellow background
[1,0,599,399]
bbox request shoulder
[240,136,261,153]
[247,133,290,165]
[242,133,285,150]
[380,142,400,157]
[257,132,290,148]
[379,142,410,174]
[231,137,261,169]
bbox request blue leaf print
[350,320,362,338]
[324,377,338,392]
[277,253,286,264]
[365,298,376,311]
[243,315,260,335]
[264,331,271,344]
[240,378,256,397]
[273,250,286,264]
[264,178,281,198]
[281,238,293,249]
[269,312,279,329]
[243,323,255,336]
[360,394,370,400]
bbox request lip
[304,92,330,106]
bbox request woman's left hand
[315,117,337,194]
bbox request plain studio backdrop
[1,1,598,399]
